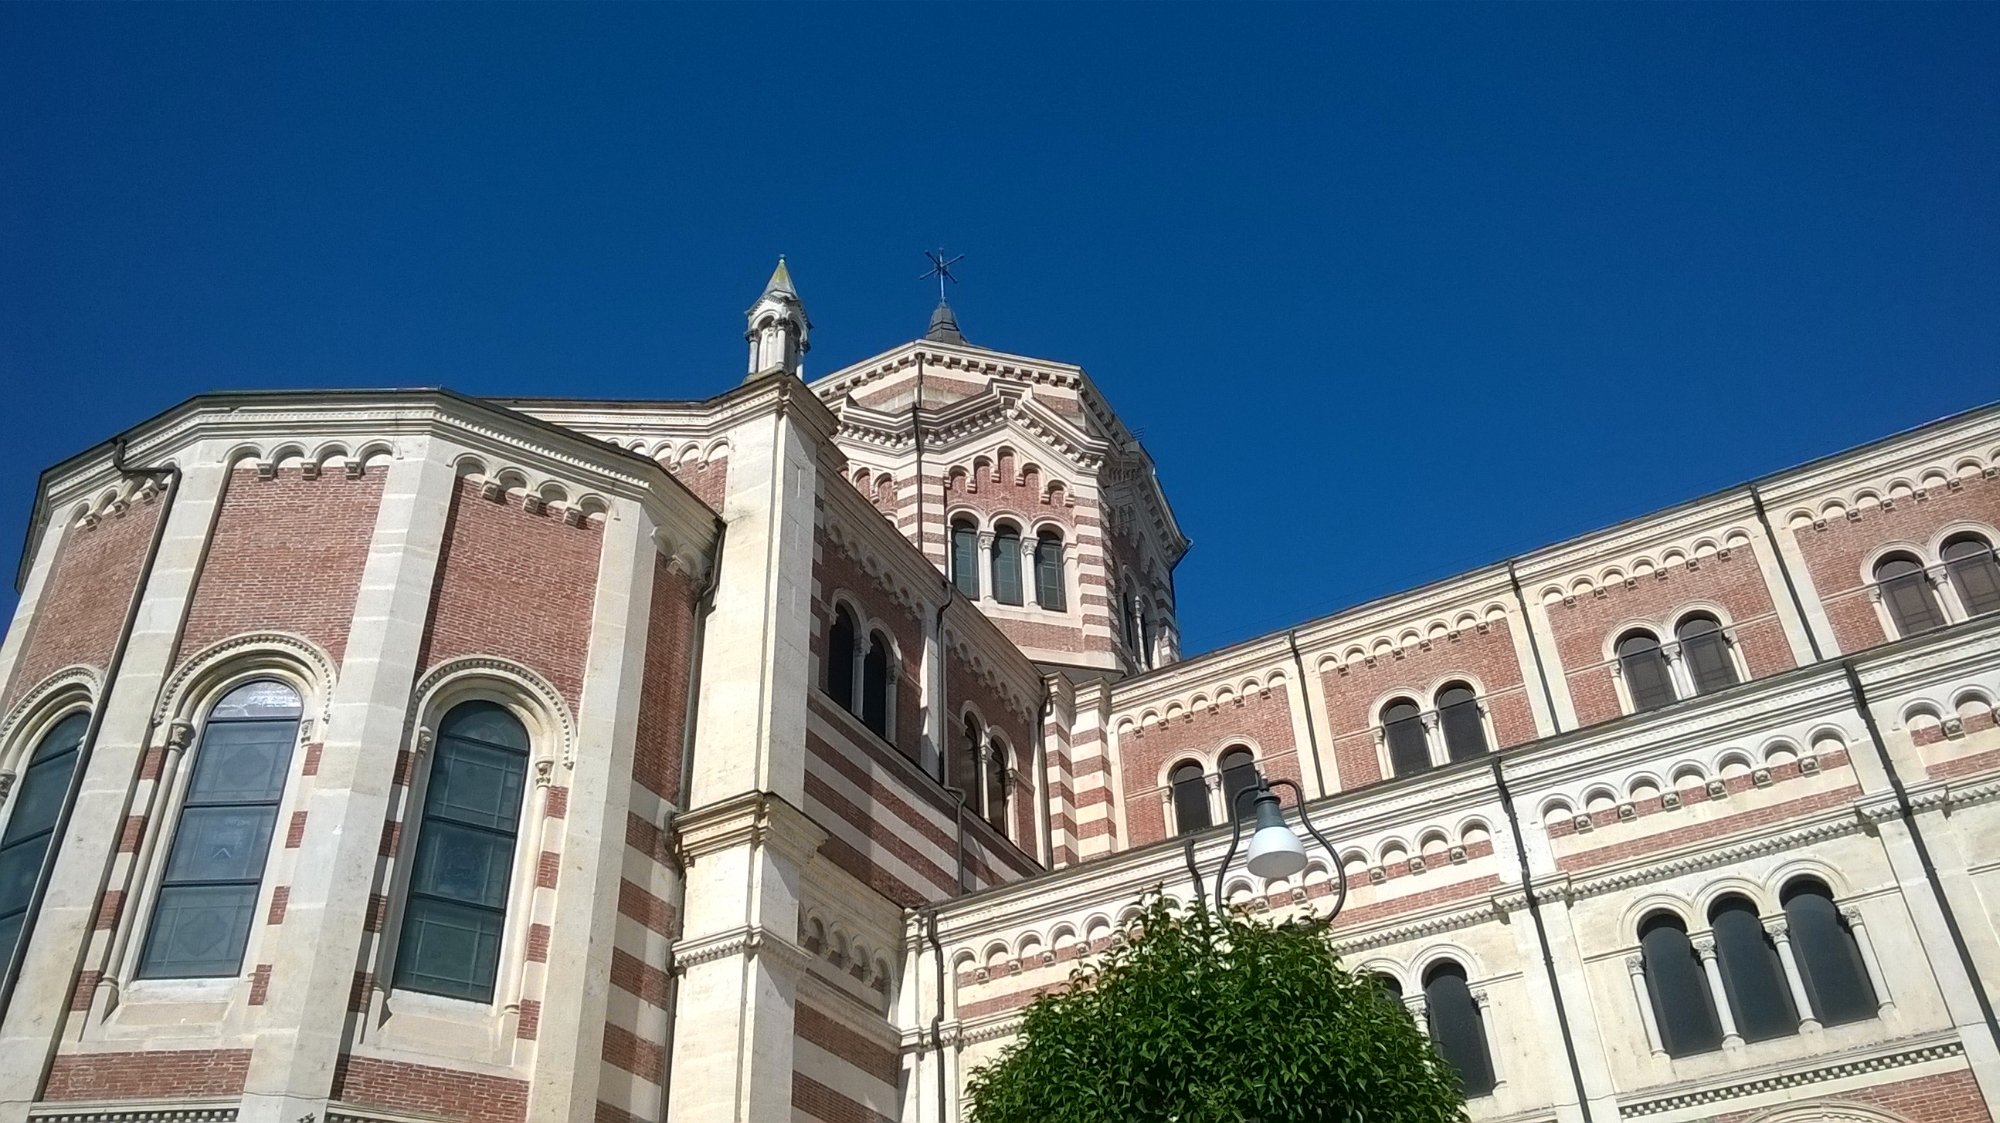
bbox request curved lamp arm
[1212,783,1261,913]
[1267,777,1347,924]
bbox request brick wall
[41,1047,250,1100]
[632,558,697,804]
[3,498,159,712]
[666,455,728,513]
[813,524,925,763]
[416,479,603,706]
[331,1053,529,1123]
[180,468,384,664]
[1708,1068,1992,1123]
[1318,621,1534,791]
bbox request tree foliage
[965,896,1466,1123]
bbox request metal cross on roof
[920,247,964,304]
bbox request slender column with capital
[1764,918,1821,1032]
[1471,988,1505,1088]
[1404,993,1430,1038]
[1842,906,1896,1015]
[1626,956,1668,1058]
[1692,936,1744,1047]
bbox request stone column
[1403,993,1429,1037]
[1841,906,1896,1015]
[1470,987,1505,1089]
[0,445,232,1123]
[236,440,458,1123]
[1692,936,1744,1047]
[1626,955,1667,1058]
[1764,918,1821,1032]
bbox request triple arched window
[1874,533,2000,638]
[140,680,302,978]
[825,604,897,745]
[393,701,530,1002]
[1637,879,1880,1057]
[949,516,1068,613]
[0,710,89,980]
[1380,683,1491,777]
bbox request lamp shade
[1243,793,1307,880]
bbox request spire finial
[919,248,967,344]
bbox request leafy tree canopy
[965,896,1466,1123]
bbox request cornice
[672,924,818,979]
[673,790,827,868]
[31,1106,238,1123]
[1614,1034,1964,1118]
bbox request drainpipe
[1507,561,1564,734]
[1491,755,1594,1123]
[1751,484,1826,662]
[1842,661,2000,1053]
[0,441,179,1023]
[1284,630,1329,797]
[923,905,950,1123]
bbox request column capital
[1840,905,1865,926]
[675,789,827,869]
[1763,917,1791,940]
[1625,954,1647,976]
[1691,935,1718,958]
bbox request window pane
[1641,917,1721,1056]
[827,608,857,707]
[992,531,1023,605]
[29,712,88,765]
[0,915,21,970]
[861,638,890,737]
[140,883,258,977]
[1219,751,1258,820]
[161,806,279,884]
[1619,636,1677,711]
[1680,628,1739,694]
[1711,897,1797,1042]
[1034,535,1066,611]
[954,720,980,805]
[3,756,75,844]
[1945,543,2000,617]
[427,739,528,831]
[1423,965,1495,1098]
[411,821,516,909]
[185,720,295,803]
[1875,559,1944,635]
[1384,706,1430,777]
[951,524,980,599]
[985,742,1009,833]
[0,846,44,919]
[1437,691,1488,762]
[394,896,504,1002]
[439,701,530,751]
[208,681,302,721]
[1783,885,1876,1026]
[1171,766,1210,833]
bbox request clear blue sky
[2,4,1995,655]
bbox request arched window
[1218,747,1258,821]
[1639,912,1722,1056]
[1371,973,1403,1001]
[950,519,981,600]
[1423,962,1496,1098]
[861,631,892,740]
[393,701,529,1002]
[1710,895,1796,1042]
[1170,761,1210,834]
[1119,583,1136,649]
[1675,614,1739,694]
[1034,530,1066,611]
[985,737,1010,834]
[1139,609,1155,669]
[991,523,1023,606]
[0,711,89,975]
[827,605,857,709]
[1382,699,1430,777]
[1943,533,2000,617]
[1617,630,1677,712]
[1874,554,1943,636]
[140,680,302,979]
[1781,878,1877,1026]
[1435,683,1488,762]
[954,715,981,808]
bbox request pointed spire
[925,300,965,345]
[745,256,810,380]
[763,255,797,299]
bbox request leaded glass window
[0,711,89,979]
[1436,683,1488,762]
[1383,699,1430,777]
[393,701,529,1002]
[1617,631,1677,711]
[1874,555,1944,636]
[140,680,301,979]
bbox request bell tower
[745,256,810,379]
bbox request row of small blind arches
[0,682,526,1003]
[1874,533,2000,638]
[826,605,1017,839]
[950,520,1065,611]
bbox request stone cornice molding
[674,790,827,869]
[31,1106,239,1123]
[672,924,818,979]
[1754,405,2000,508]
[0,664,101,751]
[1614,1034,1964,1117]
[1559,809,1865,900]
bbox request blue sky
[2,4,1995,654]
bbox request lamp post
[1184,773,1346,920]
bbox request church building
[0,261,1997,1123]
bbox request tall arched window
[985,737,1010,834]
[1709,895,1796,1042]
[827,605,858,709]
[1616,630,1677,712]
[1639,912,1722,1056]
[1382,699,1430,777]
[861,631,892,740]
[1119,584,1136,649]
[394,701,529,1002]
[1034,530,1066,611]
[1139,609,1155,669]
[1170,761,1210,834]
[1218,747,1258,820]
[1676,614,1739,694]
[1781,878,1877,1026]
[140,680,302,979]
[1874,554,1943,636]
[0,711,89,976]
[1435,683,1488,762]
[954,715,981,808]
[1943,533,2000,617]
[991,523,1023,606]
[1423,962,1496,1098]
[950,518,981,600]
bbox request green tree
[965,895,1466,1123]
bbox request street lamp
[1184,773,1346,920]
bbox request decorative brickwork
[3,498,159,712]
